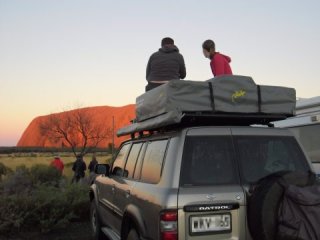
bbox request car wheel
[248,171,314,240]
[90,201,107,240]
[126,228,140,240]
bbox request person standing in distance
[88,154,98,184]
[50,155,64,175]
[202,39,232,77]
[146,37,186,91]
[71,155,87,183]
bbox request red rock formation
[17,105,135,148]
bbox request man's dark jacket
[88,159,98,173]
[146,45,186,81]
[72,159,87,177]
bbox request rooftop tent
[118,75,296,137]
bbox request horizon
[0,103,136,147]
[1,0,320,146]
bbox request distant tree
[39,108,112,157]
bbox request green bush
[0,165,90,235]
[1,164,63,195]
[0,163,13,178]
[2,165,32,195]
[0,163,13,184]
[30,164,62,186]
[64,184,90,220]
[0,183,90,234]
[0,195,27,233]
[31,185,75,232]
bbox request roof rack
[117,111,286,138]
[181,112,285,125]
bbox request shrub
[0,195,28,233]
[31,185,75,232]
[0,183,90,234]
[64,184,90,220]
[2,165,32,195]
[2,164,64,195]
[0,164,90,235]
[0,163,13,182]
[30,164,62,186]
[0,162,12,176]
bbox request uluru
[17,105,136,148]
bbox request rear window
[180,136,238,186]
[236,136,310,183]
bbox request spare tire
[248,171,315,240]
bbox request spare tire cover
[248,171,314,240]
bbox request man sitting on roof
[145,37,186,92]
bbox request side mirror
[112,166,124,176]
[95,164,110,177]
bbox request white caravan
[275,96,320,175]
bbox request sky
[0,0,320,146]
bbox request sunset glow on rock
[17,105,135,148]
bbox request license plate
[190,214,231,233]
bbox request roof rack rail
[118,111,286,138]
[181,112,286,125]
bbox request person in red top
[50,155,64,174]
[202,39,232,77]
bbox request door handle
[112,185,115,193]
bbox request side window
[124,143,143,179]
[140,139,168,184]
[133,143,146,180]
[112,144,130,177]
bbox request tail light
[160,210,178,240]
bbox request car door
[96,143,130,230]
[112,142,145,233]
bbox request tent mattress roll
[136,75,296,122]
[136,80,211,122]
[260,85,296,115]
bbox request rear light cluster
[160,210,178,240]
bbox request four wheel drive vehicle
[89,126,313,240]
[89,76,315,240]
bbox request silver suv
[90,125,312,240]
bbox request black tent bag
[277,183,320,240]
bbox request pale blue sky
[1,0,320,146]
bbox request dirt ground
[0,221,93,240]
